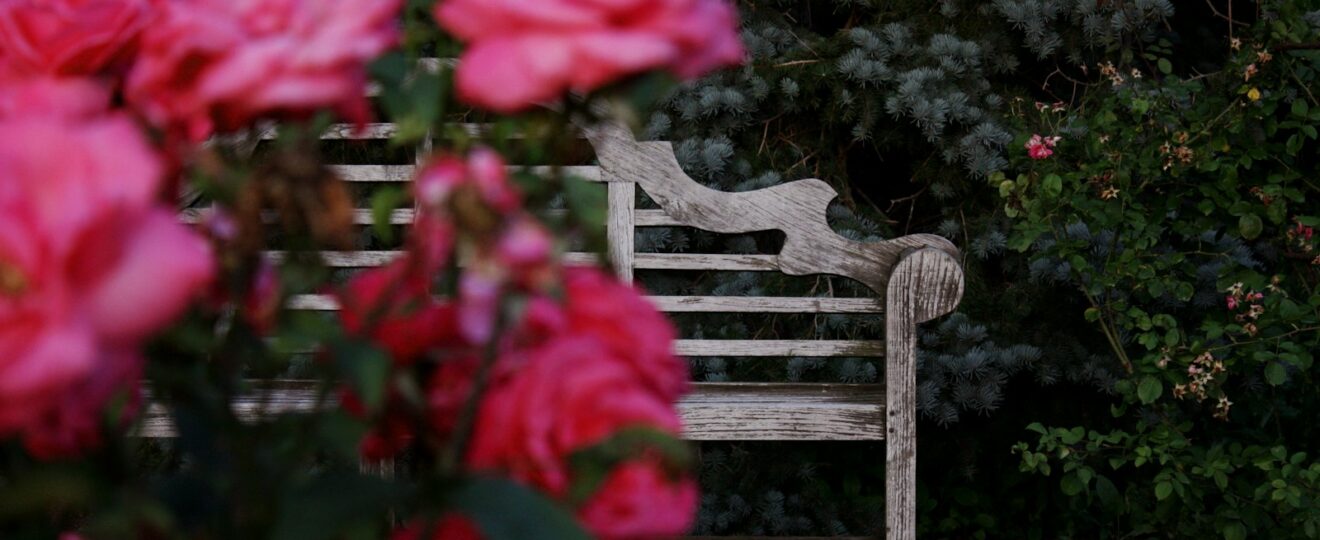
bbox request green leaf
[332,340,391,412]
[563,176,607,228]
[1094,475,1120,509]
[1292,99,1310,118]
[1060,474,1085,496]
[272,474,409,540]
[1223,522,1247,540]
[1155,480,1173,500]
[1042,174,1063,198]
[1137,376,1163,404]
[1157,58,1172,74]
[370,187,407,244]
[451,477,590,540]
[1265,361,1288,386]
[1239,214,1263,240]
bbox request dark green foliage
[660,0,1320,537]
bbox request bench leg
[885,248,965,539]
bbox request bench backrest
[168,118,965,539]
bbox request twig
[1274,42,1320,52]
[1204,0,1248,28]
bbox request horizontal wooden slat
[137,381,884,441]
[259,250,785,272]
[179,209,415,225]
[680,382,884,440]
[633,253,779,271]
[650,296,882,313]
[256,123,399,140]
[329,164,414,182]
[258,122,588,141]
[674,340,884,357]
[264,251,598,267]
[287,294,882,318]
[266,251,402,267]
[329,164,603,182]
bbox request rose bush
[0,0,743,536]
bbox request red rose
[391,515,481,540]
[578,458,699,539]
[467,337,682,494]
[560,266,689,400]
[336,259,458,365]
[434,0,745,112]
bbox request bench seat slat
[674,340,883,357]
[137,381,884,441]
[329,164,603,183]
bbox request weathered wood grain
[634,209,683,227]
[329,164,603,183]
[180,208,416,226]
[673,340,884,357]
[680,383,885,440]
[649,296,883,313]
[286,293,884,318]
[884,248,965,540]
[263,251,597,268]
[586,121,958,297]
[137,382,885,441]
[608,182,636,282]
[242,251,785,273]
[632,253,779,271]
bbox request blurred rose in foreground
[435,0,745,112]
[0,85,213,458]
[126,0,401,141]
[0,0,150,79]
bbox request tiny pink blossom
[1025,134,1060,160]
[1296,222,1314,241]
[1226,295,1238,310]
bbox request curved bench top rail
[583,121,960,298]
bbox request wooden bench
[163,116,965,539]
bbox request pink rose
[1025,134,1060,160]
[578,458,699,539]
[125,0,401,141]
[0,110,214,458]
[0,76,111,119]
[415,149,522,217]
[0,0,150,78]
[434,0,745,112]
[466,337,688,512]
